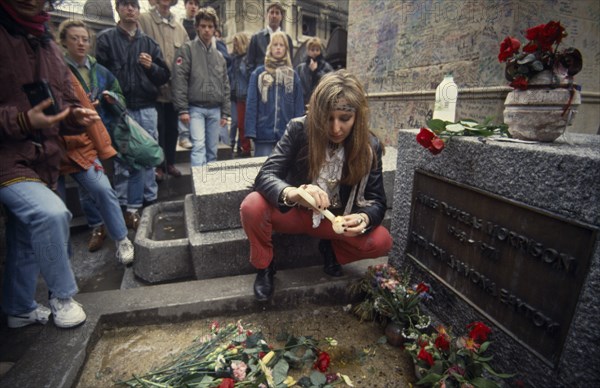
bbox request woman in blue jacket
[245,31,304,157]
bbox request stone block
[133,200,193,284]
[389,129,600,387]
[191,148,397,232]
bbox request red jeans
[240,191,393,269]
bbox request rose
[498,36,520,62]
[467,321,491,342]
[525,21,565,51]
[434,333,450,351]
[218,377,235,388]
[417,346,434,366]
[313,351,331,372]
[415,282,430,294]
[416,127,445,155]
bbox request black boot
[319,240,343,277]
[253,262,276,301]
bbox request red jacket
[60,74,117,175]
[0,25,83,189]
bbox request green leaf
[416,372,443,384]
[445,123,465,133]
[426,119,447,132]
[460,120,479,127]
[483,362,515,378]
[479,341,491,353]
[377,335,388,344]
[273,359,290,385]
[296,376,312,387]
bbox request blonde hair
[57,19,91,48]
[306,36,323,51]
[233,32,249,55]
[306,70,377,185]
[265,31,291,66]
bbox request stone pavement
[0,216,386,387]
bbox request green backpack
[106,94,164,170]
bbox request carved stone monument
[390,130,599,386]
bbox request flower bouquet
[405,321,513,387]
[498,20,582,141]
[498,20,582,90]
[416,118,509,155]
[351,264,432,341]
[118,320,353,387]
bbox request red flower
[434,334,450,351]
[313,351,331,372]
[430,138,445,155]
[258,351,266,359]
[467,321,492,343]
[522,41,538,53]
[417,346,434,366]
[416,127,445,155]
[498,36,520,62]
[218,378,235,388]
[509,75,528,90]
[525,21,565,52]
[415,282,429,294]
[524,23,545,42]
[416,127,435,148]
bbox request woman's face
[270,38,286,60]
[64,26,90,63]
[308,46,321,59]
[327,100,356,144]
[6,0,45,18]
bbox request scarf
[257,56,294,103]
[0,1,49,38]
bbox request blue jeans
[228,99,238,148]
[178,120,190,142]
[114,107,158,206]
[60,160,128,241]
[189,106,221,166]
[0,181,78,315]
[254,142,276,157]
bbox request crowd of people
[0,0,390,330]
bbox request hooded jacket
[0,18,83,189]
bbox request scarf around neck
[258,56,294,103]
[0,1,49,38]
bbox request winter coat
[65,54,125,133]
[96,25,170,110]
[0,23,83,189]
[172,39,231,117]
[254,117,387,228]
[139,10,188,102]
[244,65,304,144]
[60,73,117,175]
[296,55,334,105]
[229,53,250,101]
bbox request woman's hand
[285,184,330,211]
[71,107,100,126]
[341,213,370,237]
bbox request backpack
[105,93,164,170]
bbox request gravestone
[390,130,600,386]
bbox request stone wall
[347,0,600,145]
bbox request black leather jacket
[254,117,387,228]
[95,26,170,110]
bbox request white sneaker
[116,238,135,265]
[49,297,86,328]
[178,138,193,149]
[7,304,51,328]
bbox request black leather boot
[253,262,276,301]
[319,240,343,277]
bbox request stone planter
[503,70,580,142]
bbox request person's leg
[165,103,181,175]
[253,142,275,157]
[129,107,159,204]
[205,107,222,163]
[0,182,79,315]
[189,106,207,166]
[70,161,128,242]
[155,102,167,180]
[112,157,130,208]
[237,101,251,155]
[229,98,238,151]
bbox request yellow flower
[283,376,296,387]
